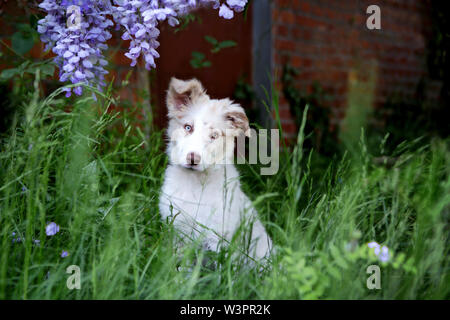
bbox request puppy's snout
[187,152,201,166]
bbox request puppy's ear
[224,103,251,137]
[166,78,205,118]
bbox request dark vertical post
[252,0,272,128]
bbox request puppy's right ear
[166,78,205,118]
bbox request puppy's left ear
[224,103,251,137]
[166,77,205,118]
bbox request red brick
[275,39,295,52]
[278,10,296,24]
[295,15,327,29]
[277,25,289,37]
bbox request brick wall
[0,1,443,139]
[272,0,442,138]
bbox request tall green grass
[0,80,449,299]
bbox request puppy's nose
[187,152,201,165]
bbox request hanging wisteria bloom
[37,0,248,97]
[46,222,60,236]
[38,0,113,97]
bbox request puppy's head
[166,77,250,171]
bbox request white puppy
[159,78,273,263]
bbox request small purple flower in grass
[379,246,390,262]
[46,222,60,236]
[61,250,69,258]
[368,241,391,262]
[12,232,22,243]
[368,241,381,255]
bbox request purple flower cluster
[368,241,391,263]
[37,0,247,96]
[38,0,113,97]
[219,0,247,19]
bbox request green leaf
[204,35,218,45]
[174,13,199,33]
[330,244,349,269]
[17,61,31,77]
[218,40,237,49]
[209,39,237,53]
[326,263,342,280]
[12,31,35,55]
[191,51,205,60]
[190,51,211,69]
[190,59,201,69]
[201,61,211,68]
[0,68,20,81]
[39,64,55,78]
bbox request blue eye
[184,124,192,132]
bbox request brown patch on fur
[209,126,224,137]
[225,111,250,137]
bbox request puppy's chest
[166,176,234,213]
[161,170,243,231]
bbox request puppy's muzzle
[186,152,201,166]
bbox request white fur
[159,78,273,263]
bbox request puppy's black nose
[187,152,201,165]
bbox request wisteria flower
[37,0,248,95]
[46,222,60,236]
[38,0,113,97]
[61,250,69,258]
[219,3,234,19]
[227,0,247,12]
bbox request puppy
[159,78,273,263]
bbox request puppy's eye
[210,132,219,140]
[184,124,192,133]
